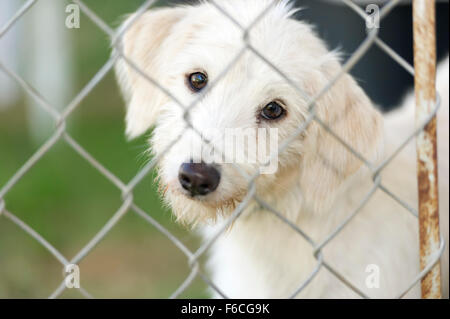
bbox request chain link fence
[0,0,446,299]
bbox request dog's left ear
[300,73,384,212]
[114,8,189,139]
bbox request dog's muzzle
[178,162,221,197]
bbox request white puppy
[114,0,449,298]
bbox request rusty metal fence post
[413,0,442,299]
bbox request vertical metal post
[413,0,442,299]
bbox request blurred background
[0,0,448,298]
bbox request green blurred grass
[0,0,208,298]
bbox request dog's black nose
[178,163,221,196]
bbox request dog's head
[115,0,383,225]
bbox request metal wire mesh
[0,0,445,299]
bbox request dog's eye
[188,72,208,92]
[260,101,286,120]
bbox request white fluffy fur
[115,0,449,298]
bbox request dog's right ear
[114,8,188,139]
